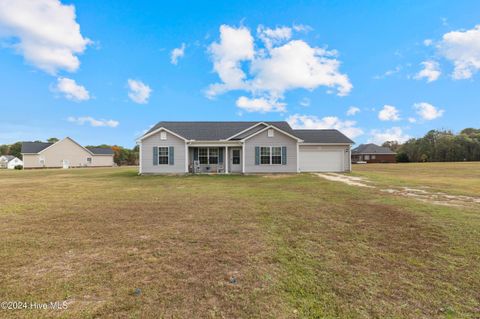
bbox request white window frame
[232,149,240,165]
[371,155,376,160]
[267,129,274,137]
[271,146,282,165]
[260,146,283,165]
[198,147,219,165]
[364,155,370,160]
[158,146,169,165]
[160,131,167,140]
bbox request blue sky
[1,0,479,147]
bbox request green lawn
[0,166,479,318]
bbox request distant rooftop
[352,143,396,154]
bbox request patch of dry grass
[352,162,480,197]
[0,167,479,318]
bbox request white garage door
[299,148,345,172]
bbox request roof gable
[39,137,94,156]
[21,137,107,155]
[141,121,297,141]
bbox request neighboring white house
[0,155,23,169]
[21,137,114,169]
[137,121,354,174]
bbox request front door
[230,148,242,173]
[62,160,70,169]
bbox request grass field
[0,164,479,318]
[352,162,480,197]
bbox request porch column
[225,146,229,174]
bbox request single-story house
[137,121,354,174]
[351,143,396,163]
[0,155,23,169]
[21,137,114,169]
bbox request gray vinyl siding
[244,130,297,173]
[141,130,186,174]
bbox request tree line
[0,138,139,166]
[382,128,480,162]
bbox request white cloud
[414,102,444,120]
[257,25,292,49]
[378,105,400,121]
[206,25,254,97]
[292,24,313,33]
[207,24,352,112]
[438,25,480,79]
[236,96,286,113]
[0,0,91,74]
[369,127,410,144]
[287,114,363,139]
[250,40,351,97]
[346,106,360,116]
[299,97,310,107]
[414,60,441,82]
[373,66,401,79]
[67,116,119,128]
[408,117,417,123]
[54,77,90,101]
[127,79,152,104]
[170,43,186,65]
[423,39,433,46]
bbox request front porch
[187,143,243,174]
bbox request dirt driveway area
[315,173,480,207]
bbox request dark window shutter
[218,148,224,164]
[169,146,174,165]
[282,146,287,165]
[255,146,260,165]
[193,148,199,161]
[153,147,158,166]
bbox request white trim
[296,142,300,173]
[348,145,352,172]
[241,125,304,142]
[185,143,189,173]
[38,137,95,156]
[138,127,188,142]
[242,142,245,173]
[225,146,229,174]
[139,142,143,174]
[187,142,241,147]
[225,122,269,140]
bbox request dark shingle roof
[144,121,296,141]
[86,147,114,155]
[352,143,396,154]
[143,121,356,144]
[292,129,354,144]
[21,142,53,153]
